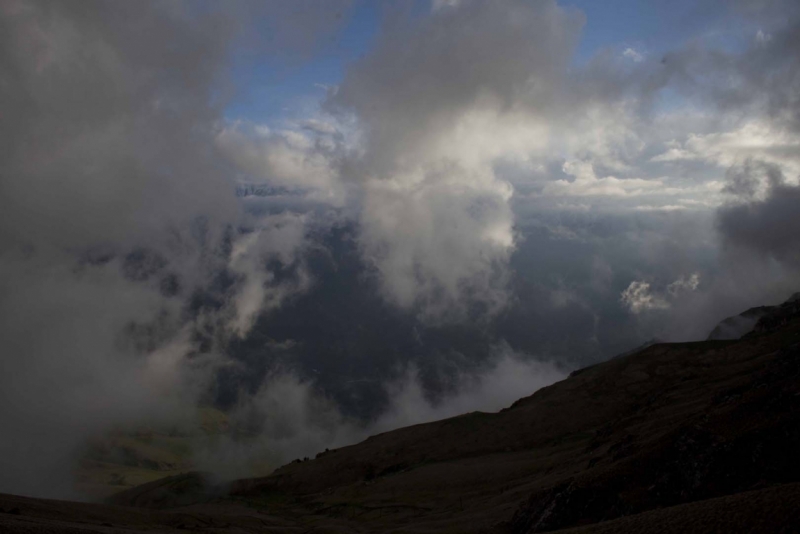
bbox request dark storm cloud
[651,0,800,131]
[717,163,800,268]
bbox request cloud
[622,273,701,314]
[623,47,645,63]
[373,348,566,432]
[0,0,587,497]
[633,204,689,212]
[214,0,800,325]
[0,0,349,498]
[193,373,359,480]
[717,164,800,269]
[755,29,772,46]
[194,347,567,480]
[324,0,585,319]
[651,120,800,178]
[0,256,201,497]
[656,4,800,133]
[621,281,670,314]
[216,122,348,206]
[667,273,701,295]
[227,213,312,336]
[329,0,583,167]
[543,160,665,198]
[0,1,241,255]
[359,164,515,320]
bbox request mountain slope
[2,305,800,532]
[224,315,800,532]
[707,291,800,340]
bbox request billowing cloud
[621,273,701,314]
[0,0,346,498]
[360,165,514,319]
[322,0,586,319]
[621,281,670,313]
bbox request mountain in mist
[74,408,235,499]
[2,293,799,533]
[707,293,800,341]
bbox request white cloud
[755,29,772,45]
[622,47,644,63]
[651,120,800,179]
[667,273,701,295]
[543,160,665,197]
[633,204,689,212]
[621,281,670,313]
[360,164,514,319]
[301,118,338,135]
[216,123,347,206]
[324,0,587,320]
[622,273,702,314]
[227,213,311,337]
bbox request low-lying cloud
[193,348,567,481]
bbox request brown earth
[2,307,799,533]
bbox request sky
[225,0,749,123]
[1,0,800,499]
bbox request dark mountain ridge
[707,291,800,340]
[2,295,800,532]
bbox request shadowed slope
[3,301,800,532]
[224,315,799,532]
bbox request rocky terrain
[2,296,799,533]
